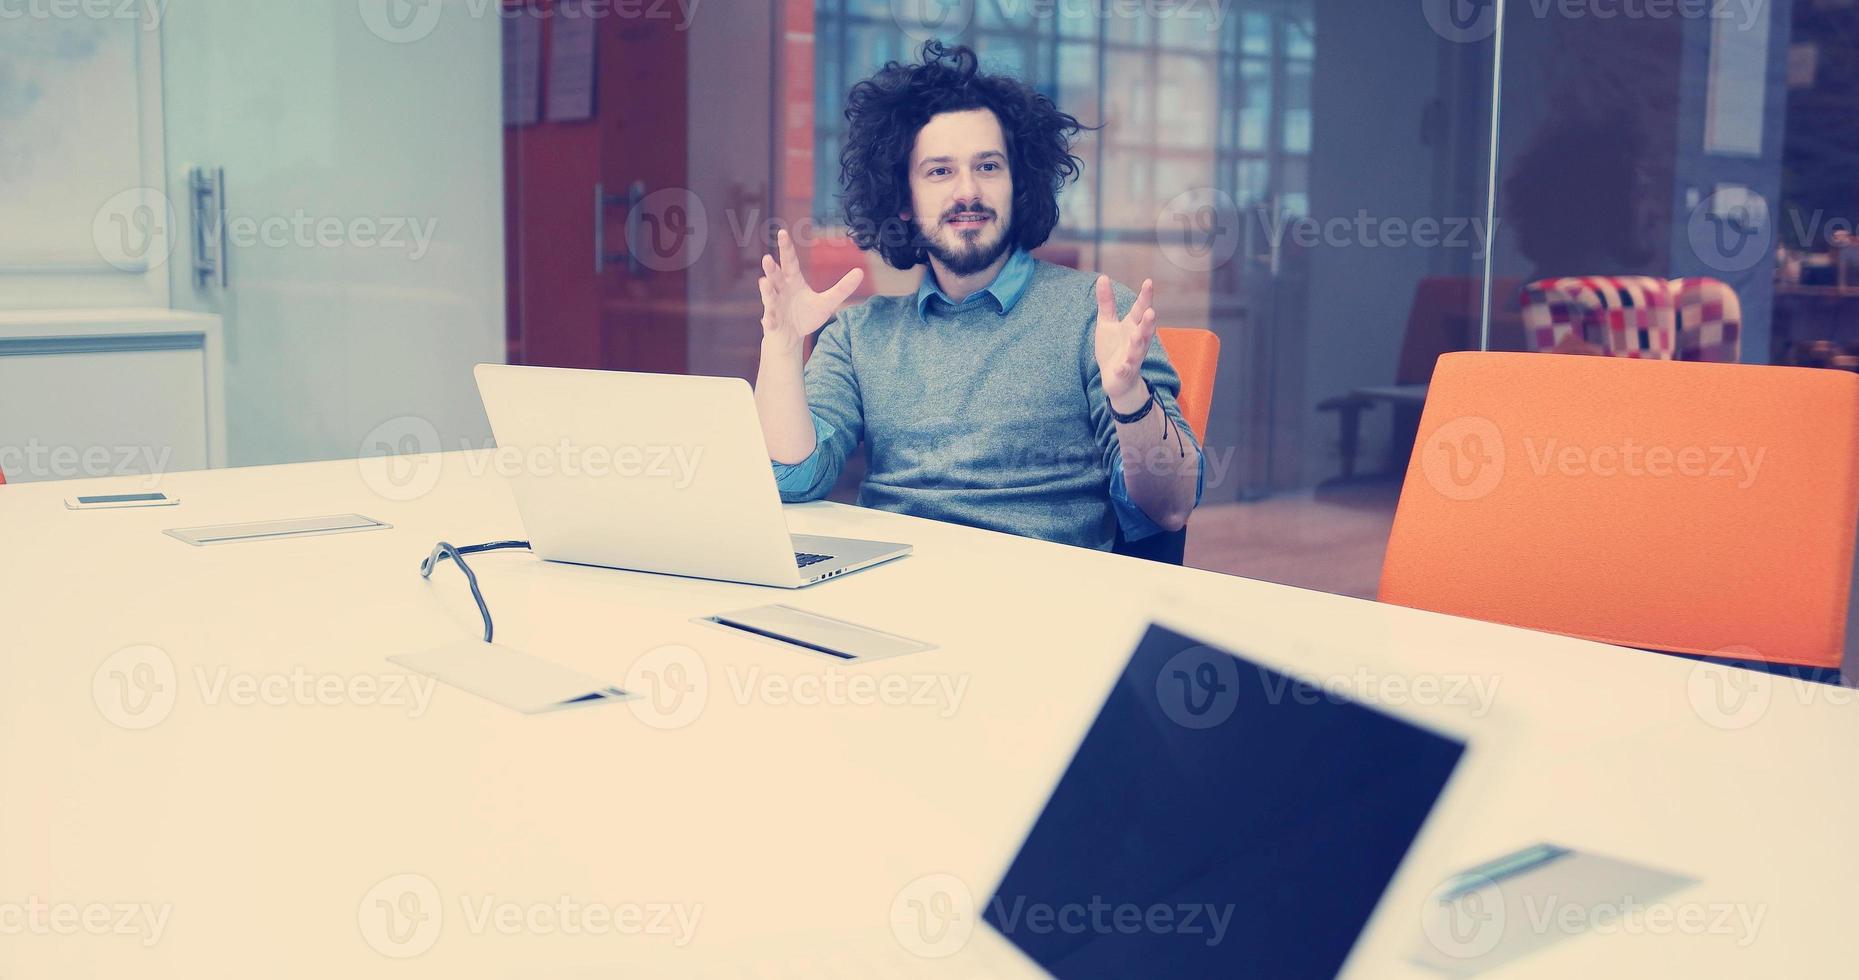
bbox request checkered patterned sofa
[1519,277,1742,362]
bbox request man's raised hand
[759,228,864,355]
[1093,274,1158,411]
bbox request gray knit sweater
[773,258,1199,551]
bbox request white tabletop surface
[4,451,1855,978]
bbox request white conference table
[4,450,1857,978]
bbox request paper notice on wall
[546,2,598,123]
[1703,9,1770,156]
[503,10,543,127]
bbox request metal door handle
[594,180,649,276]
[189,165,228,290]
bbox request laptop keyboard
[795,552,835,569]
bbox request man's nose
[950,169,981,207]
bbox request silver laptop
[473,364,910,588]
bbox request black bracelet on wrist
[1110,381,1158,424]
[1109,380,1187,458]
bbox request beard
[919,204,1013,276]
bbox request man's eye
[979,163,1000,172]
[928,167,950,177]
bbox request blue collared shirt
[913,244,1037,320]
[775,248,1205,543]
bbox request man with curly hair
[753,42,1203,552]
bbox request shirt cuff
[1110,440,1206,541]
[771,413,837,495]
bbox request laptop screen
[984,624,1466,979]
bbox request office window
[810,0,1314,249]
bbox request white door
[160,0,506,467]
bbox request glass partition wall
[781,0,1500,597]
[499,0,1507,598]
[10,0,1838,600]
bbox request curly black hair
[839,41,1091,270]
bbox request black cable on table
[418,540,530,643]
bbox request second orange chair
[1382,351,1859,678]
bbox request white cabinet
[0,309,224,483]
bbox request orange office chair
[1114,327,1221,565]
[1158,326,1220,441]
[1381,351,1859,679]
